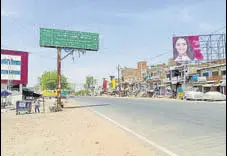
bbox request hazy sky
[2,0,226,87]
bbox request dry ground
[1,99,156,156]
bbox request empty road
[70,97,226,156]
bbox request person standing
[34,99,40,113]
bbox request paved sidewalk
[1,99,155,156]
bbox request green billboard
[40,28,99,51]
[61,90,69,97]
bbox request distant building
[119,58,226,98]
[1,49,29,91]
[121,67,138,83]
[196,63,226,93]
[137,61,147,81]
[121,61,148,83]
[168,59,177,67]
[1,49,29,107]
[146,64,168,96]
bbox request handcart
[16,101,32,115]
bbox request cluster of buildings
[1,49,226,101]
[117,59,226,98]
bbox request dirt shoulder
[1,99,155,156]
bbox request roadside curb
[95,96,186,102]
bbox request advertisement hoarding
[110,76,116,89]
[1,49,28,84]
[103,79,107,91]
[173,36,203,63]
[42,90,69,97]
[111,79,116,89]
[40,28,99,51]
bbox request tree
[39,71,71,90]
[73,90,89,96]
[84,76,96,89]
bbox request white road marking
[89,108,179,156]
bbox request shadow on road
[64,104,110,109]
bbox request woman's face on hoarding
[175,38,187,55]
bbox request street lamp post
[7,58,12,91]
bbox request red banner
[103,79,107,91]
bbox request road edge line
[89,108,179,156]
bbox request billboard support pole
[57,48,62,111]
[183,64,186,85]
[39,28,100,112]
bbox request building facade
[1,49,29,107]
[121,67,138,83]
[118,59,226,98]
[1,49,29,91]
[137,61,147,81]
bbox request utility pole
[183,64,186,85]
[92,76,94,96]
[117,64,121,97]
[7,58,10,90]
[7,58,12,91]
[140,64,143,81]
[57,48,62,111]
[43,97,45,113]
[170,68,173,97]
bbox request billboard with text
[40,28,99,51]
[1,49,28,84]
[173,36,203,63]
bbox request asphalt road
[70,97,226,156]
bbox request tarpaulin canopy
[1,90,12,96]
[22,88,42,98]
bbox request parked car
[202,91,226,101]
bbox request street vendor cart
[16,100,32,115]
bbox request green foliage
[84,76,97,89]
[73,90,89,96]
[39,71,71,90]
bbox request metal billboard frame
[199,33,226,63]
[173,33,226,65]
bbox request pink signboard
[173,36,203,63]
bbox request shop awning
[192,82,207,86]
[202,84,215,87]
[22,88,42,98]
[220,80,226,86]
[1,90,12,97]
